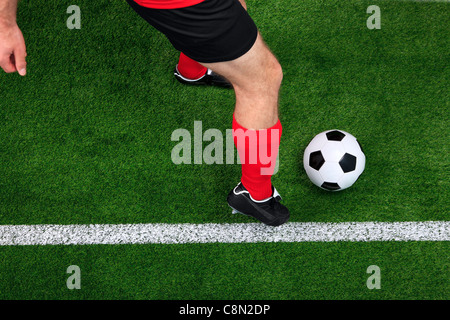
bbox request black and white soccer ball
[303,130,365,191]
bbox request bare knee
[232,54,282,127]
[255,55,283,96]
[233,53,283,95]
[269,57,283,90]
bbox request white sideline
[0,221,448,245]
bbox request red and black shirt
[133,0,206,9]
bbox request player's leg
[200,32,282,131]
[199,33,289,226]
[125,0,289,226]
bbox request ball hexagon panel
[338,169,360,189]
[305,165,324,188]
[354,152,366,176]
[341,134,362,155]
[321,141,346,163]
[319,161,344,183]
[307,132,329,151]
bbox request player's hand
[0,23,27,76]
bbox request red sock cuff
[232,115,282,135]
[177,52,208,80]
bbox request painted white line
[0,221,448,245]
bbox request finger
[14,44,27,76]
[0,55,17,73]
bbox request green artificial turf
[0,0,448,300]
[0,242,448,300]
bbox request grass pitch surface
[0,0,448,300]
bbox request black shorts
[126,0,258,63]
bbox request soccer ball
[303,130,365,191]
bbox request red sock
[177,52,207,80]
[232,114,282,200]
